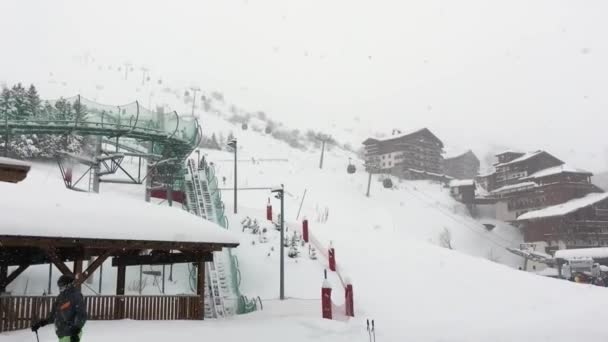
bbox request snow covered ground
[4,60,608,341]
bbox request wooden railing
[0,295,201,333]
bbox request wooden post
[0,265,7,293]
[196,261,205,320]
[116,265,126,319]
[73,259,83,289]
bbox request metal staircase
[184,158,231,318]
[185,159,208,219]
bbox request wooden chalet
[486,162,601,221]
[516,192,608,253]
[362,128,445,180]
[0,179,239,333]
[491,150,564,191]
[443,150,480,180]
[449,179,476,206]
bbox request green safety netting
[2,95,201,161]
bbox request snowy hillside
[5,58,608,341]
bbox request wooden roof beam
[0,264,29,291]
[41,247,73,276]
[76,249,116,286]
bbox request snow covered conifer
[10,83,28,119]
[25,84,41,118]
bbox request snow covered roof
[0,181,239,245]
[476,170,495,178]
[517,192,608,221]
[495,150,522,156]
[523,164,592,179]
[555,248,608,260]
[450,179,475,187]
[363,128,444,148]
[494,151,562,168]
[490,181,537,194]
[0,157,31,169]
[444,150,475,160]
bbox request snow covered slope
[5,59,608,341]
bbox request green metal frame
[1,95,201,164]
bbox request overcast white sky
[1,0,607,170]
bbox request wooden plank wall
[0,295,200,333]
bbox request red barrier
[345,283,354,317]
[266,199,272,221]
[302,219,309,243]
[150,190,186,204]
[322,281,332,319]
[328,247,336,272]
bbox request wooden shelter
[0,234,238,332]
[0,172,239,332]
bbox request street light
[227,139,237,214]
[271,184,285,300]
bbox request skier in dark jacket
[31,274,87,342]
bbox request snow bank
[517,192,608,221]
[0,173,239,245]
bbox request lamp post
[227,139,237,214]
[271,185,285,300]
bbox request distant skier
[222,176,227,185]
[31,274,87,342]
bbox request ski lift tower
[365,161,380,197]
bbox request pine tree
[0,87,13,118]
[54,98,73,121]
[11,83,28,119]
[25,84,41,118]
[41,101,55,120]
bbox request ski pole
[35,330,40,342]
[367,319,371,342]
[372,320,376,342]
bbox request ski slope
[4,59,608,341]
